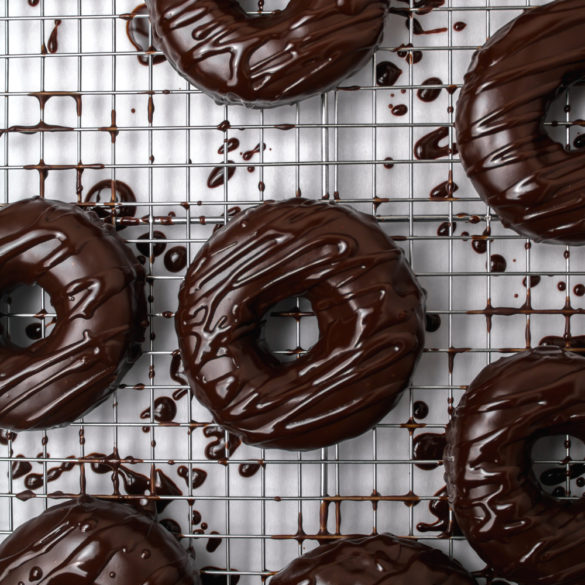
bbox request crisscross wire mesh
[0,2,583,584]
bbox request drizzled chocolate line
[176,199,425,450]
[0,198,146,430]
[145,0,389,108]
[456,0,585,244]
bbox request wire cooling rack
[1,1,585,584]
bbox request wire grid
[0,1,584,584]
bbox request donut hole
[260,296,319,363]
[531,434,585,500]
[0,283,56,349]
[544,81,585,151]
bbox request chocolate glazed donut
[145,0,389,108]
[0,497,199,584]
[176,199,425,451]
[271,534,476,585]
[455,0,585,244]
[0,197,146,430]
[445,346,585,585]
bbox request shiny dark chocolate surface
[176,198,425,451]
[270,534,476,585]
[0,197,146,430]
[445,346,585,585]
[0,497,199,584]
[455,0,585,244]
[145,0,389,108]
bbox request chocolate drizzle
[270,534,475,585]
[455,0,585,244]
[0,497,199,585]
[145,0,390,108]
[445,346,585,585]
[176,199,425,450]
[0,198,146,430]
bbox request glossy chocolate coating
[445,346,585,585]
[0,197,146,430]
[176,198,425,451]
[145,0,389,108]
[271,534,476,585]
[0,497,199,584]
[455,0,585,244]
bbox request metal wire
[0,2,582,584]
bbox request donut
[270,534,476,585]
[176,198,425,451]
[145,0,389,108]
[455,0,585,245]
[445,346,585,585]
[0,197,147,430]
[0,497,199,584]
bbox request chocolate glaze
[0,497,199,584]
[0,198,146,430]
[445,346,585,585]
[455,0,585,245]
[270,534,475,585]
[176,198,425,450]
[145,0,389,108]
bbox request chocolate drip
[425,313,441,332]
[414,127,455,160]
[164,246,187,273]
[207,164,236,189]
[376,61,402,86]
[23,160,104,199]
[125,3,165,66]
[145,0,390,108]
[445,346,585,584]
[242,143,266,162]
[47,19,61,54]
[203,427,241,462]
[218,138,240,155]
[176,199,425,450]
[84,179,137,228]
[137,230,166,258]
[490,254,507,273]
[417,77,443,102]
[29,92,82,116]
[271,534,474,585]
[455,0,585,245]
[0,498,199,585]
[0,120,72,137]
[413,432,445,470]
[413,400,429,419]
[0,198,146,430]
[140,397,177,424]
